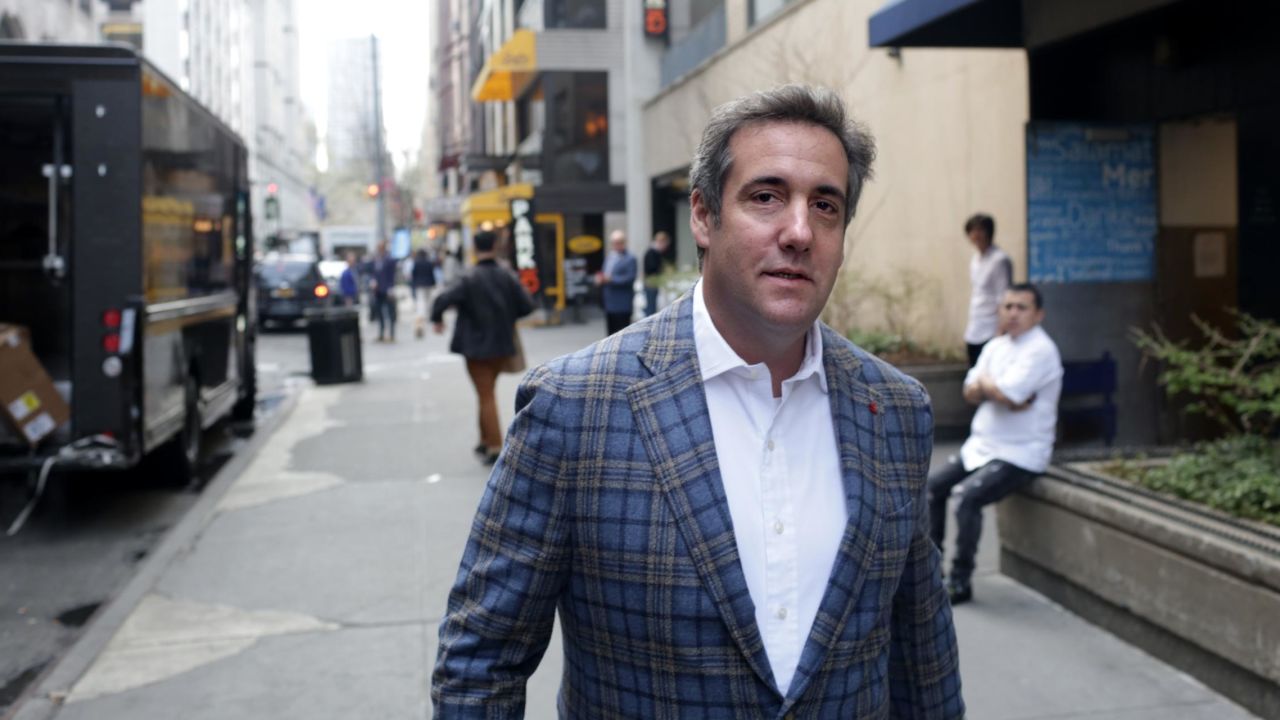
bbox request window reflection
[546,0,605,29]
[545,72,609,183]
[141,69,238,302]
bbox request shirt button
[766,439,775,451]
[777,607,788,620]
[774,520,784,534]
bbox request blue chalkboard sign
[1026,123,1156,282]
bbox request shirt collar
[692,280,828,393]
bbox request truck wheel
[149,375,201,487]
[177,375,202,473]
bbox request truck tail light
[102,307,122,355]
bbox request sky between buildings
[296,0,432,173]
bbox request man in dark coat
[368,240,399,342]
[411,247,438,338]
[430,230,534,465]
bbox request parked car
[255,253,333,327]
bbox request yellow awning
[460,183,535,229]
[471,29,537,103]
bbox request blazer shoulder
[537,314,658,384]
[821,324,930,406]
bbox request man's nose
[779,201,815,252]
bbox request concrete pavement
[11,314,1258,719]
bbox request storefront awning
[460,183,535,228]
[471,29,537,103]
[868,0,1022,48]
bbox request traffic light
[264,183,279,220]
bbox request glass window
[544,73,608,184]
[141,68,240,302]
[750,0,789,27]
[258,259,315,285]
[546,0,605,29]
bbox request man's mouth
[764,270,809,281]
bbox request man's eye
[814,200,839,213]
[752,191,779,203]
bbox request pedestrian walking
[595,229,637,335]
[338,251,360,307]
[642,230,673,316]
[410,247,437,338]
[929,283,1063,605]
[430,230,534,466]
[368,240,398,342]
[433,84,964,718]
[962,212,1012,367]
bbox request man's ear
[690,189,712,252]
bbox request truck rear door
[0,92,74,449]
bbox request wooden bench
[1058,352,1118,446]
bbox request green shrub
[1131,312,1280,436]
[1107,436,1280,528]
[845,328,914,357]
[1124,313,1280,527]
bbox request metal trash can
[304,306,363,384]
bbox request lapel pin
[869,401,878,415]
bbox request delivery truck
[0,43,257,483]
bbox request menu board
[1026,123,1156,282]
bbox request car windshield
[259,260,313,284]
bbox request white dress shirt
[692,281,847,695]
[963,245,1012,344]
[960,324,1063,473]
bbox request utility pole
[371,34,387,246]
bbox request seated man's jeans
[927,456,1036,584]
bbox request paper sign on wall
[1193,232,1227,278]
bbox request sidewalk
[12,317,1257,720]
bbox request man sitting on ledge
[928,282,1063,605]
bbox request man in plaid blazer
[433,86,964,718]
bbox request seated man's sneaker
[947,580,973,606]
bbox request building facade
[245,0,315,244]
[870,0,1280,447]
[325,36,381,172]
[0,0,101,42]
[458,0,663,315]
[95,0,316,244]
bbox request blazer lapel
[784,330,887,704]
[626,295,778,694]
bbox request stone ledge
[998,473,1280,718]
[903,363,973,439]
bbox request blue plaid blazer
[433,293,964,719]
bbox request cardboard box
[0,323,71,445]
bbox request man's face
[691,121,849,343]
[967,228,991,252]
[610,231,626,253]
[998,290,1044,339]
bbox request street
[3,307,1259,720]
[0,323,308,716]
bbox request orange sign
[644,0,667,38]
[519,267,540,294]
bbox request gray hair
[689,85,876,233]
